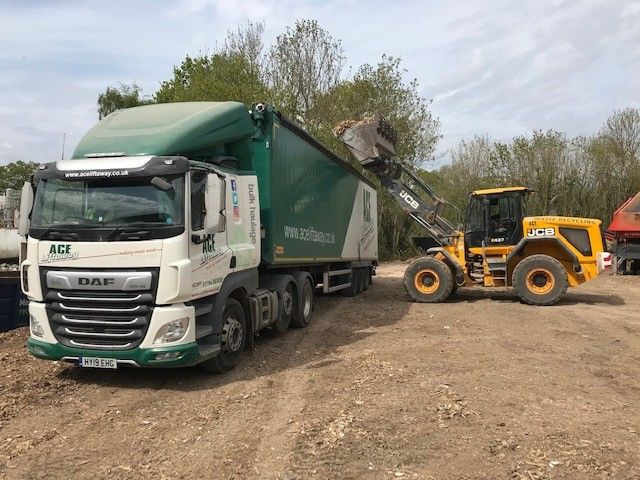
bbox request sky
[1,0,639,167]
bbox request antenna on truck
[61,133,66,160]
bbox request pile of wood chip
[333,116,376,137]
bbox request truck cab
[22,154,259,370]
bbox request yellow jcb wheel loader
[336,117,608,305]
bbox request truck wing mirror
[18,181,34,237]
[204,174,225,233]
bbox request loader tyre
[199,298,246,374]
[404,257,454,303]
[512,254,568,306]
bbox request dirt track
[1,263,639,480]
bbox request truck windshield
[30,176,185,241]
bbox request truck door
[189,170,232,298]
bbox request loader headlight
[153,318,189,344]
[30,314,44,338]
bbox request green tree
[268,19,345,120]
[154,52,269,105]
[97,83,152,119]
[0,161,39,190]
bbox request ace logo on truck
[40,244,79,263]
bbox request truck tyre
[404,257,453,303]
[359,268,368,292]
[354,268,364,294]
[292,277,314,328]
[341,269,358,297]
[273,281,296,333]
[199,298,247,374]
[512,254,568,306]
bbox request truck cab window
[191,171,207,231]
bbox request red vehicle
[606,192,640,274]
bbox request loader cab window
[464,192,525,248]
[464,195,485,248]
[486,193,523,246]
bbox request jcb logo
[399,190,419,210]
[527,227,555,237]
[363,190,372,223]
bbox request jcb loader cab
[336,117,607,306]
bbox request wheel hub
[282,290,294,316]
[532,273,547,287]
[302,288,312,317]
[414,269,440,294]
[222,316,243,352]
[526,268,554,295]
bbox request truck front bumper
[27,337,202,368]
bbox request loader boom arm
[335,116,459,245]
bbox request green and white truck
[19,102,377,372]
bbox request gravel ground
[1,263,639,480]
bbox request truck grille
[41,269,158,351]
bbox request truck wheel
[354,268,364,294]
[199,298,246,374]
[404,257,453,303]
[292,277,314,328]
[359,268,368,292]
[341,269,358,297]
[274,282,295,333]
[512,254,568,306]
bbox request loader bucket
[334,116,402,178]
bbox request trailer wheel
[512,254,568,306]
[273,281,296,333]
[292,277,314,328]
[199,298,246,374]
[404,257,453,303]
[359,268,368,292]
[341,269,358,297]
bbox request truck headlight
[153,318,189,344]
[30,314,44,337]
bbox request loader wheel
[512,254,568,306]
[404,257,453,303]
